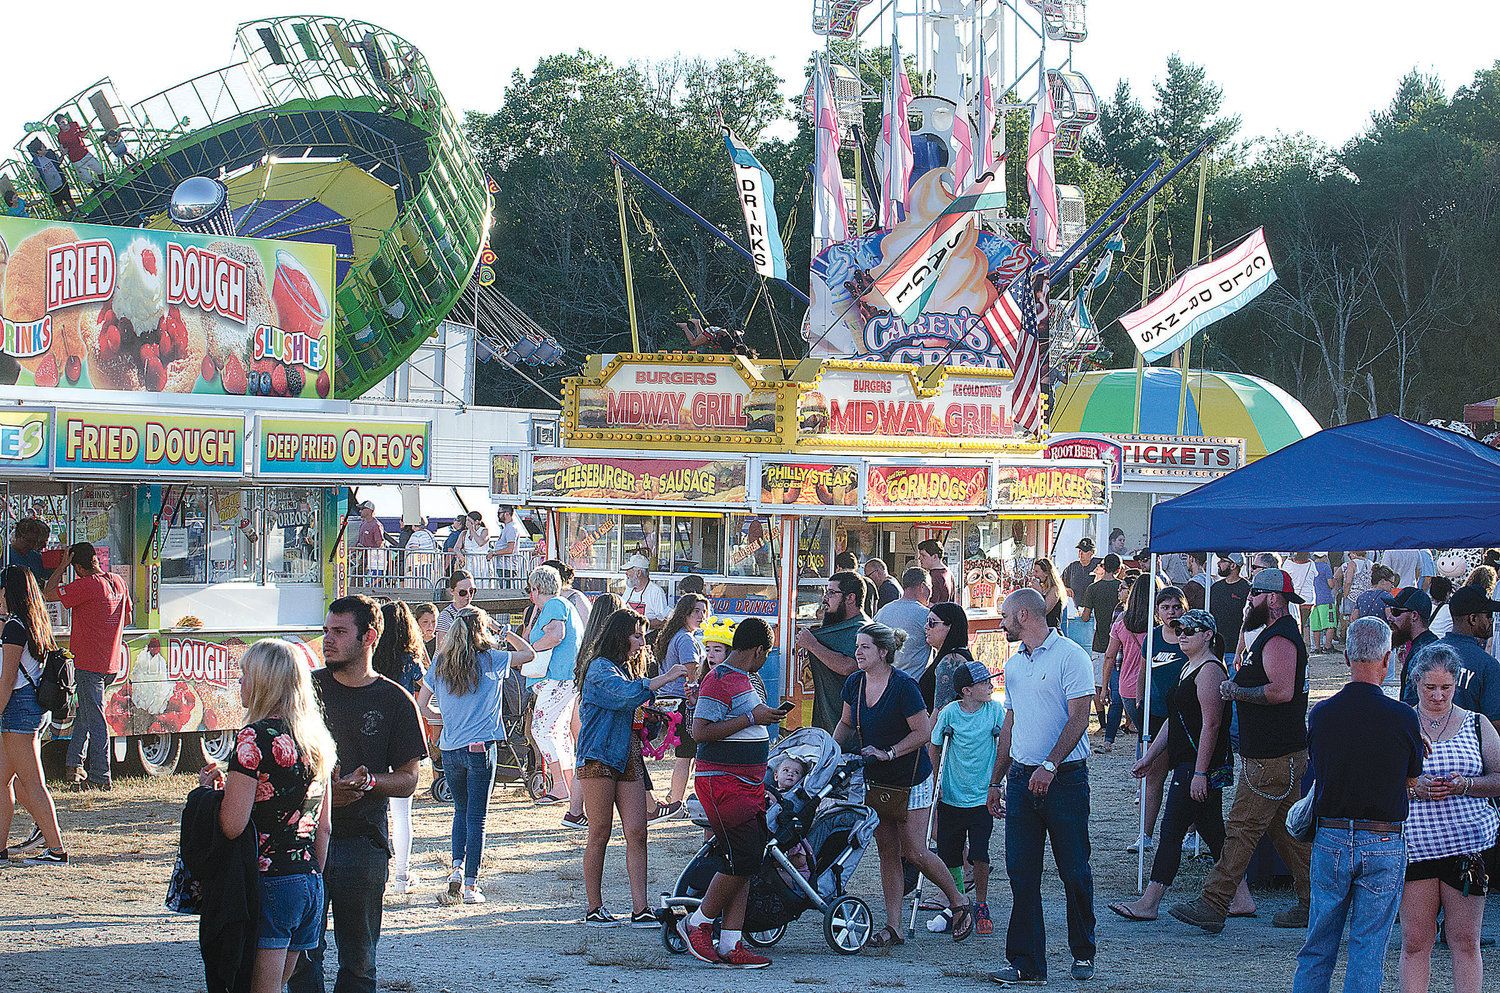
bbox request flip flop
[950,902,975,941]
[1108,902,1155,922]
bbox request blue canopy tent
[1148,416,1500,554]
[1128,415,1500,887]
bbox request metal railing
[347,546,538,595]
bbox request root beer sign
[800,365,1024,447]
[866,464,990,511]
[997,464,1109,511]
[531,454,748,506]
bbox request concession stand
[511,352,1110,728]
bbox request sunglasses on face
[1387,608,1408,617]
[925,618,944,628]
[1172,624,1208,636]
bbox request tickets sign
[800,366,1023,445]
[758,460,859,510]
[996,465,1109,511]
[254,416,430,481]
[1113,434,1245,478]
[0,213,335,397]
[53,407,244,476]
[866,464,990,510]
[0,408,51,472]
[531,454,748,506]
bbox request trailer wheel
[126,733,182,777]
[193,730,236,768]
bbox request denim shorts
[257,871,325,950]
[1,683,46,734]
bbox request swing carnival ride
[801,0,1099,375]
[0,15,544,400]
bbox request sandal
[949,902,974,941]
[867,925,905,949]
[1108,902,1155,921]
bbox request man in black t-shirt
[1208,554,1251,666]
[290,595,426,993]
[1078,553,1122,730]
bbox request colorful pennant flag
[723,128,789,280]
[949,82,975,193]
[979,75,998,176]
[883,31,914,227]
[813,56,849,247]
[1027,84,1059,256]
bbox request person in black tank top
[1109,610,1253,922]
[1169,568,1314,933]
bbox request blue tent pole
[608,149,811,306]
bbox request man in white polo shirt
[987,587,1097,986]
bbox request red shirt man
[46,542,132,673]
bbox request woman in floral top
[201,639,336,992]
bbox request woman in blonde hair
[199,638,337,993]
[415,606,533,903]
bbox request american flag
[979,262,1049,434]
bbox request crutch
[908,727,953,940]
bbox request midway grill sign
[574,361,778,435]
[800,366,1024,445]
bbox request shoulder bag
[856,673,915,823]
[1174,660,1233,789]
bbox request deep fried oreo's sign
[166,242,247,323]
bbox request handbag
[1286,782,1317,843]
[521,646,551,680]
[855,673,913,823]
[1174,661,1233,789]
[164,852,202,914]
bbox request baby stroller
[430,666,546,802]
[660,727,880,955]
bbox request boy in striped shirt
[676,618,793,967]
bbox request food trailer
[512,352,1110,729]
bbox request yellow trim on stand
[552,506,726,519]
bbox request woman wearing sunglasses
[1109,609,1253,921]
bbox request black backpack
[22,643,75,720]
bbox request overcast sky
[4,2,1496,159]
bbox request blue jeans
[1291,825,1406,993]
[444,744,497,883]
[1005,761,1095,978]
[66,669,110,783]
[288,836,389,993]
[1104,668,1124,742]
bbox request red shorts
[695,773,769,876]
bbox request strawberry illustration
[146,355,167,392]
[222,355,247,394]
[34,353,58,387]
[201,354,217,382]
[140,247,158,276]
[66,355,82,383]
[270,364,289,397]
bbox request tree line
[469,48,1500,427]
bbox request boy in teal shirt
[929,659,1005,935]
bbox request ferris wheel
[0,16,490,400]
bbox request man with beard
[1381,587,1435,704]
[987,587,1096,985]
[291,595,426,993]
[1209,554,1250,668]
[1171,568,1314,934]
[795,571,869,732]
[1435,585,1500,724]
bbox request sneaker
[447,867,463,899]
[975,902,993,935]
[717,941,771,969]
[927,908,952,933]
[678,917,720,963]
[648,801,682,825]
[64,765,85,784]
[629,909,659,929]
[13,828,45,856]
[1071,959,1094,981]
[561,811,587,829]
[23,848,68,865]
[989,965,1046,985]
[585,906,620,927]
[1168,898,1226,934]
[462,884,485,904]
[1126,834,1153,854]
[392,874,414,895]
[1272,902,1310,928]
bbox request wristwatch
[1041,760,1057,773]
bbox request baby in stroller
[662,728,882,957]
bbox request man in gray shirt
[875,566,933,679]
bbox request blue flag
[724,128,788,281]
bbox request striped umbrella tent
[1049,368,1322,462]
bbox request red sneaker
[975,902,993,935]
[717,941,771,969]
[677,918,721,964]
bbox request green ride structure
[0,15,489,399]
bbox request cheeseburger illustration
[799,391,830,434]
[576,388,608,429]
[745,390,778,431]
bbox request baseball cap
[1077,536,1096,551]
[1217,552,1245,566]
[1447,585,1500,618]
[1172,608,1218,635]
[358,500,375,510]
[623,553,650,572]
[1249,567,1306,604]
[953,659,994,693]
[1379,587,1433,623]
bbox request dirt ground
[2,650,1495,992]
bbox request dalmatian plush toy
[1433,548,1484,580]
